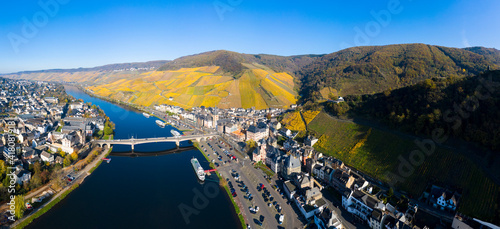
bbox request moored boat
[191,158,205,181]
[155,120,166,127]
[171,130,181,137]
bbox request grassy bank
[14,184,80,229]
[255,161,274,177]
[88,147,112,174]
[217,171,246,229]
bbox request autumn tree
[14,195,25,219]
[70,152,78,162]
[63,156,71,167]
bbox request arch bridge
[94,133,218,150]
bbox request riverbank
[12,147,112,229]
[193,142,246,229]
[76,85,147,116]
[75,85,188,133]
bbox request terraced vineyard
[308,112,369,157]
[281,111,306,131]
[306,111,500,221]
[87,64,298,109]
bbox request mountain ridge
[297,43,499,101]
[3,44,499,109]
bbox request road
[200,138,303,229]
[215,136,304,229]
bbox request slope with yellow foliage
[87,64,298,109]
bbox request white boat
[171,130,181,137]
[191,158,205,181]
[143,112,150,118]
[155,120,166,127]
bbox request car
[249,196,253,201]
[254,219,262,226]
[270,197,274,201]
[273,201,277,206]
[259,215,265,222]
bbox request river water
[26,86,240,229]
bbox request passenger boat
[191,158,205,181]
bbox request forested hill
[158,50,322,77]
[298,43,498,101]
[337,70,500,151]
[464,46,500,66]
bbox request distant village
[153,104,494,229]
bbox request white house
[40,151,54,163]
[342,189,381,222]
[16,170,32,185]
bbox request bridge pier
[131,144,134,151]
[175,140,179,149]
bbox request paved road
[216,137,303,229]
[201,138,302,229]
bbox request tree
[70,152,78,162]
[30,173,42,189]
[63,156,71,167]
[388,187,394,198]
[103,126,113,136]
[50,170,65,190]
[14,195,25,219]
[246,140,257,149]
[328,92,338,101]
[0,160,6,179]
[58,148,66,157]
[40,170,49,184]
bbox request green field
[308,111,500,222]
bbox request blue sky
[1,0,499,73]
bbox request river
[26,86,240,229]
